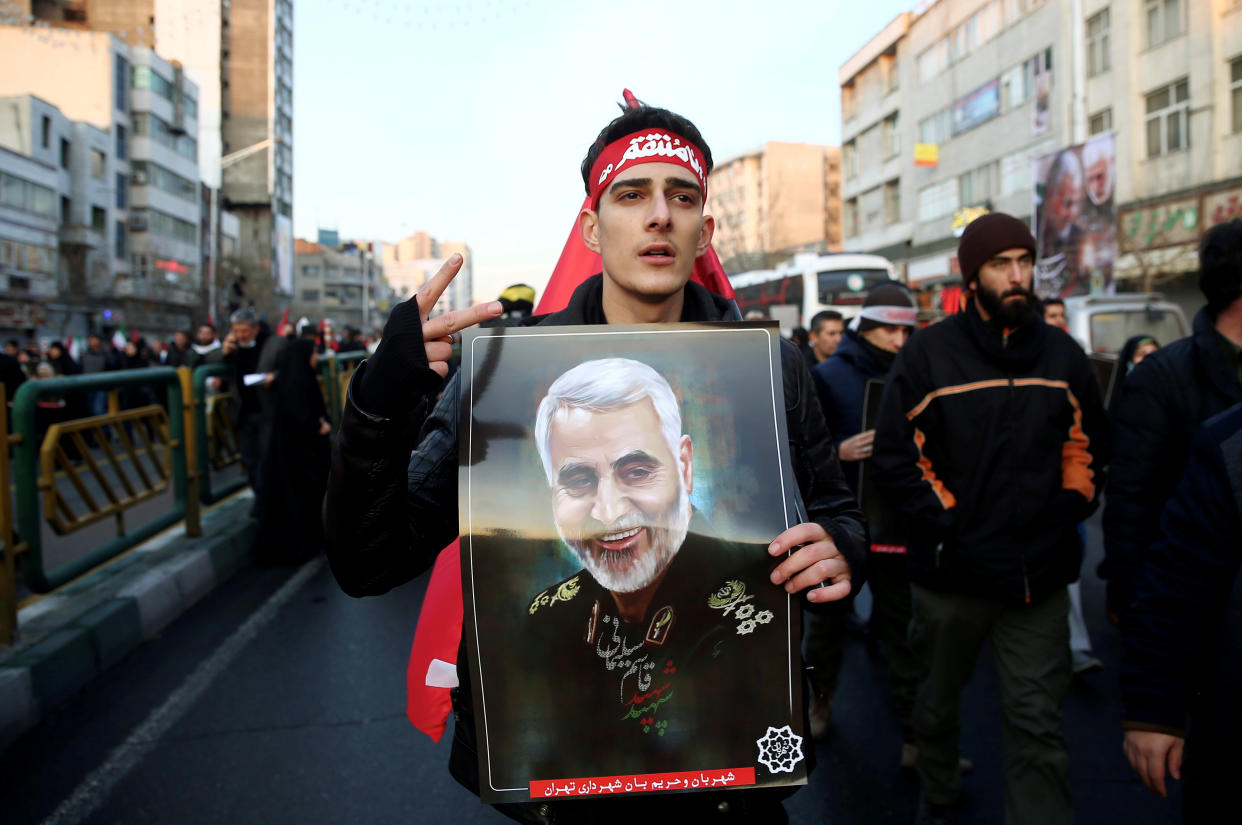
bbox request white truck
[1062,293,1189,404]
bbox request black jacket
[1101,307,1242,615]
[872,301,1108,604]
[1121,402,1242,738]
[323,274,866,823]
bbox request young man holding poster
[323,101,865,824]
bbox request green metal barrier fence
[0,351,366,641]
[322,351,366,429]
[190,363,245,506]
[10,368,188,593]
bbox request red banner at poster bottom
[531,767,757,798]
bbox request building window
[116,172,127,209]
[1087,9,1110,77]
[844,198,859,236]
[60,138,70,169]
[918,109,951,145]
[302,265,319,277]
[884,180,900,224]
[1089,108,1113,135]
[91,206,106,232]
[1232,56,1242,134]
[116,124,128,160]
[0,173,56,219]
[41,115,51,149]
[1145,78,1190,157]
[842,84,856,121]
[1145,0,1183,48]
[959,170,977,206]
[90,148,106,180]
[917,179,959,222]
[301,289,319,302]
[131,113,198,161]
[843,141,858,179]
[115,220,127,259]
[115,55,129,113]
[61,196,71,225]
[883,115,900,159]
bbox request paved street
[2,514,1183,825]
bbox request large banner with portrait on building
[458,323,807,804]
[1032,133,1117,299]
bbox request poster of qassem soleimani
[458,323,807,804]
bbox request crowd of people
[309,100,1242,825]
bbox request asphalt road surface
[2,515,1184,824]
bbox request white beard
[558,487,691,594]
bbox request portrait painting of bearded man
[458,324,805,804]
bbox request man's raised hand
[352,253,502,417]
[417,254,503,377]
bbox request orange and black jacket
[872,300,1108,605]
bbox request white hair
[535,358,683,486]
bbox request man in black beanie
[872,212,1108,825]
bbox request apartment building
[23,0,294,314]
[293,238,386,335]
[841,0,1242,314]
[0,26,203,339]
[708,142,842,273]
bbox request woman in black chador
[256,337,332,563]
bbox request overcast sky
[293,0,913,303]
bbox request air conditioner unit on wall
[132,170,149,185]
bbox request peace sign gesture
[416,254,504,377]
[352,253,502,417]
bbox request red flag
[534,197,735,315]
[406,540,462,742]
[278,306,290,330]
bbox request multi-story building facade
[0,96,69,340]
[379,232,473,313]
[293,239,386,335]
[708,141,842,273]
[0,26,202,339]
[21,0,293,319]
[842,0,1242,317]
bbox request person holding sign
[323,100,865,824]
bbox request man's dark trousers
[237,412,267,507]
[910,584,1072,825]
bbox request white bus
[729,252,899,332]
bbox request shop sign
[951,79,1000,136]
[1203,187,1242,228]
[1120,198,1201,249]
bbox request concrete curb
[0,491,258,751]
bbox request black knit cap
[957,212,1037,287]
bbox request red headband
[588,129,708,208]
